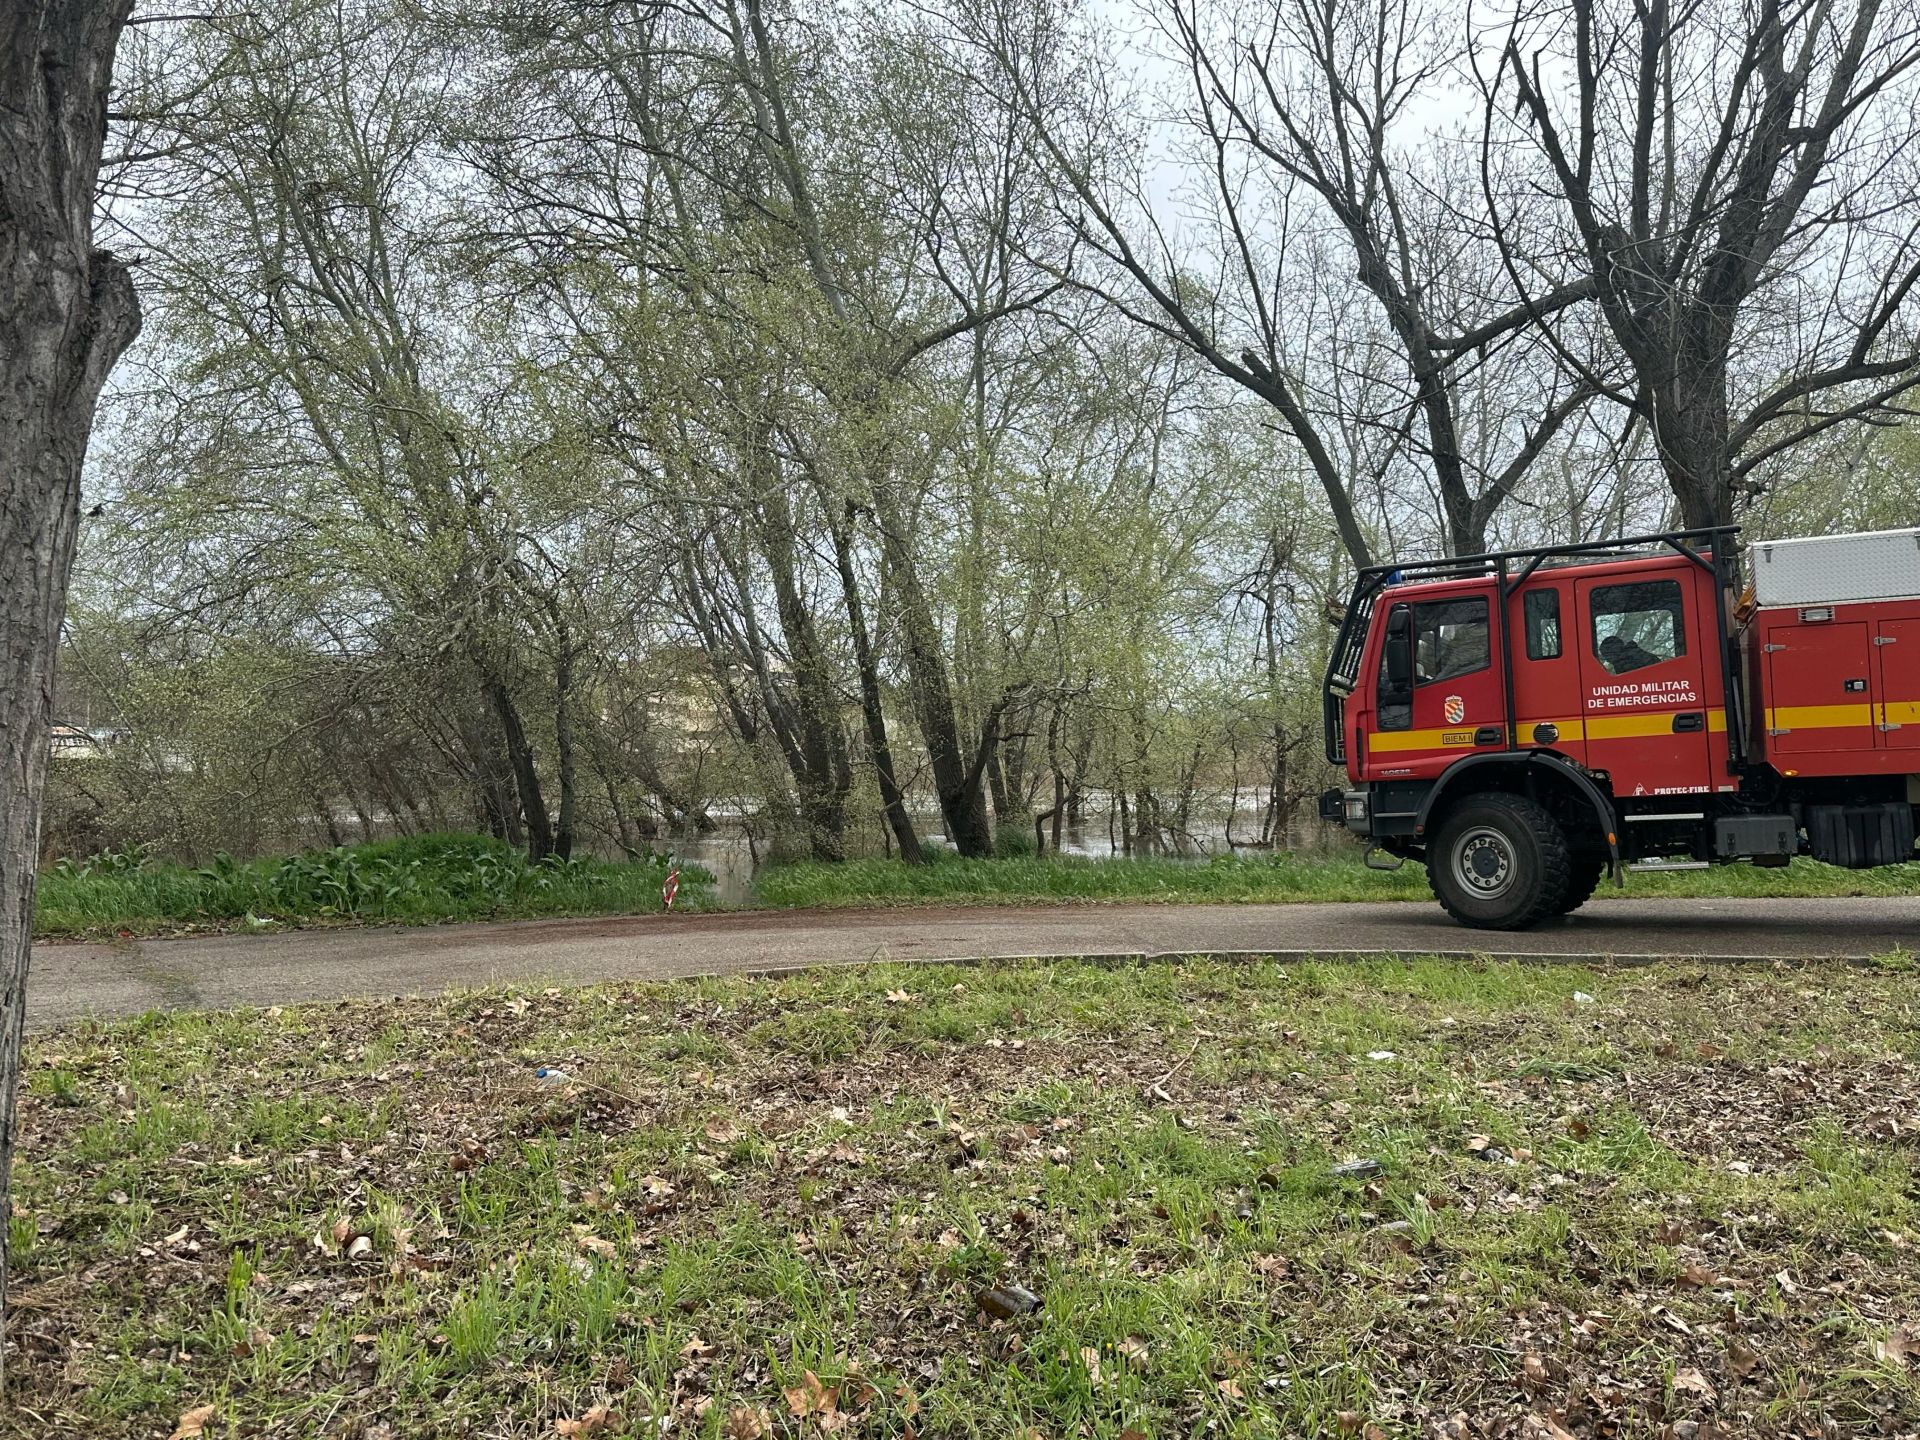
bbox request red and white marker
[661,867,681,911]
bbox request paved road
[23,896,1920,1029]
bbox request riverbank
[32,833,714,940]
[30,834,1920,940]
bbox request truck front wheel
[1427,792,1571,930]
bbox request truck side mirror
[1383,607,1413,693]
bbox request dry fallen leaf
[1335,1412,1362,1435]
[1873,1327,1916,1369]
[1518,1416,1576,1440]
[230,1325,275,1358]
[170,1405,215,1440]
[885,988,914,1004]
[725,1408,772,1440]
[1217,1378,1244,1400]
[783,1369,838,1417]
[1116,1335,1151,1371]
[1672,1366,1716,1400]
[1726,1337,1762,1378]
[1522,1352,1549,1385]
[554,1403,619,1437]
[1679,1261,1718,1287]
[577,1234,617,1261]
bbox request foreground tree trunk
[1,0,142,1389]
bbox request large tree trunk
[552,630,578,862]
[1651,364,1736,529]
[828,507,923,864]
[1,0,142,1390]
[754,485,851,861]
[871,491,994,857]
[483,672,553,864]
[458,710,522,847]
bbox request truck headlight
[1345,793,1369,824]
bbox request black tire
[1556,857,1606,915]
[1425,792,1571,930]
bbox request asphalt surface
[22,895,1920,1030]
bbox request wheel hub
[1454,826,1515,898]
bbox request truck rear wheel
[1427,792,1570,930]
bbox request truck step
[1624,812,1705,822]
[1627,859,1710,872]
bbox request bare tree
[1484,0,1920,527]
[956,0,1591,564]
[0,0,142,1388]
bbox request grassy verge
[755,850,1920,908]
[11,955,1919,1437]
[33,833,715,939]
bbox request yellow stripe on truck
[1763,704,1875,732]
[1367,728,1480,753]
[1582,709,1726,740]
[1366,708,1728,753]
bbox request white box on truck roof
[1747,527,1920,606]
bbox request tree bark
[871,490,994,857]
[752,483,851,861]
[828,507,923,864]
[552,632,577,862]
[1,0,142,1389]
[483,673,552,863]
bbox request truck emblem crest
[1444,694,1465,724]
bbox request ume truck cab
[1318,526,1920,929]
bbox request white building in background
[48,725,122,761]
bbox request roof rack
[1357,525,1738,591]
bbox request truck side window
[1591,579,1685,674]
[1415,598,1489,684]
[1524,589,1561,659]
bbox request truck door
[1364,589,1505,781]
[1575,572,1715,795]
[1875,618,1920,750]
[1508,580,1588,767]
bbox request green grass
[33,831,714,939]
[11,956,1920,1437]
[39,834,1920,940]
[755,849,1920,908]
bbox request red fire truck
[1318,526,1920,928]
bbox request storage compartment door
[1764,622,1875,757]
[1875,618,1920,751]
